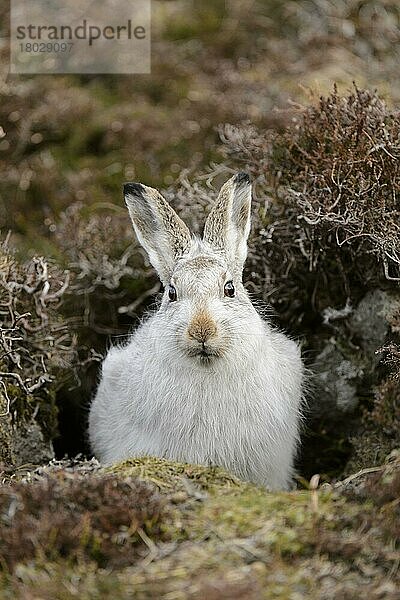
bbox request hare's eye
[224,281,235,298]
[168,285,177,302]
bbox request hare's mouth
[186,344,221,361]
[199,349,214,359]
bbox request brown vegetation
[0,469,163,569]
[217,87,400,322]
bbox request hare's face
[159,249,254,362]
[124,172,254,363]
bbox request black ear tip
[123,182,145,197]
[234,172,251,185]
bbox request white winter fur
[89,174,304,490]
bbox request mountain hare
[89,173,303,489]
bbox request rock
[348,289,400,362]
[313,289,400,418]
[313,342,363,416]
[12,419,54,467]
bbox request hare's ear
[124,183,191,284]
[203,173,252,276]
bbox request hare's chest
[138,372,267,453]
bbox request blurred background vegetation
[0,0,399,478]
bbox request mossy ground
[0,454,398,599]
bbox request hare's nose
[187,310,217,343]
